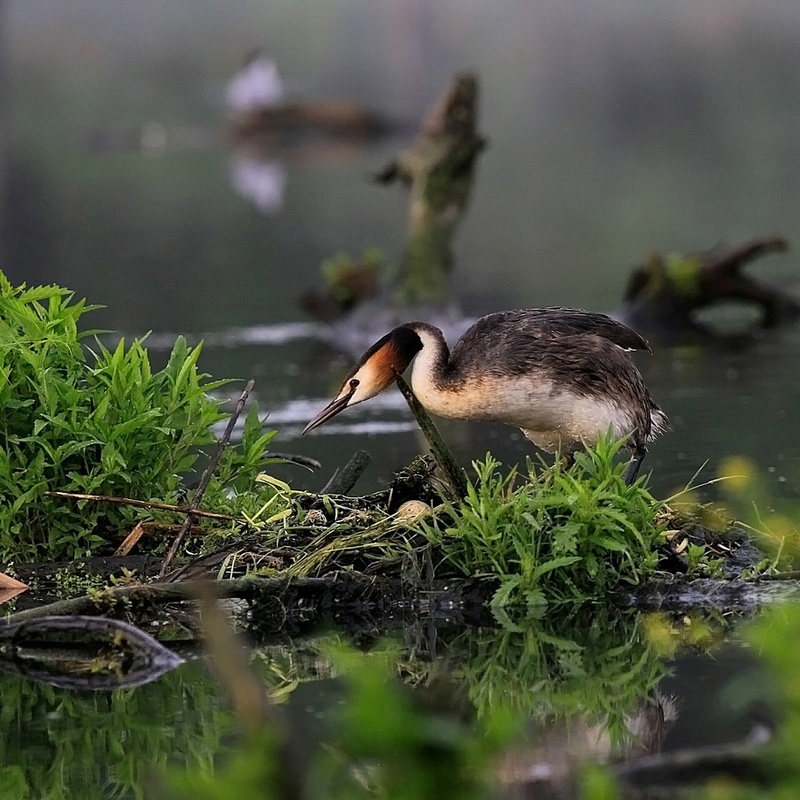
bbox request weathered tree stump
[375,71,487,305]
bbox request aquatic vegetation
[159,608,710,799]
[0,272,282,561]
[578,603,800,800]
[166,645,513,800]
[419,437,664,609]
[737,604,800,795]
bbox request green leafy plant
[420,437,664,608]
[0,273,279,561]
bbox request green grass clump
[0,272,278,561]
[420,437,663,608]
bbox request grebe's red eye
[349,379,359,390]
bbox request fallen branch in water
[620,235,800,333]
[614,729,771,787]
[0,614,183,691]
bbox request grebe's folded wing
[457,309,651,353]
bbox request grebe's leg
[623,444,648,485]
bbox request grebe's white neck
[406,323,478,420]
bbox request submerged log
[619,236,800,334]
[0,575,495,641]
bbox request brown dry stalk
[114,522,146,557]
[45,491,241,522]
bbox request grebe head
[303,325,423,434]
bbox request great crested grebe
[303,308,668,483]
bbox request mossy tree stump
[375,72,487,306]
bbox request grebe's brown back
[303,308,668,483]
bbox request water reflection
[225,52,285,115]
[0,659,227,800]
[228,154,287,215]
[0,605,768,798]
[0,615,184,691]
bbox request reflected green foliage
[722,605,800,799]
[0,273,282,560]
[163,610,672,798]
[0,611,727,800]
[162,730,280,800]
[580,605,800,800]
[580,764,621,800]
[420,438,663,608]
[424,606,667,748]
[0,663,229,800]
[312,647,512,800]
[166,646,515,800]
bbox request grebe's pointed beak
[302,387,356,434]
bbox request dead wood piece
[0,571,28,590]
[114,522,145,556]
[624,577,800,612]
[9,555,160,588]
[0,573,488,632]
[0,588,27,605]
[321,449,372,495]
[621,235,800,332]
[232,100,389,143]
[395,373,467,501]
[614,734,770,787]
[0,577,351,624]
[0,572,28,605]
[299,257,382,322]
[374,72,487,306]
[160,379,255,578]
[0,614,184,691]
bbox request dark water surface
[2,1,800,795]
[0,619,773,799]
